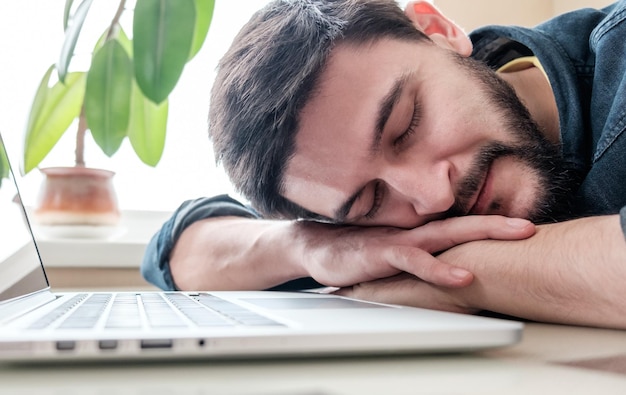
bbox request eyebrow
[332,72,412,222]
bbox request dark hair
[209,0,429,218]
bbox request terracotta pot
[34,167,120,226]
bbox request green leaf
[85,40,132,157]
[25,65,55,143]
[133,0,196,104]
[115,27,133,57]
[0,137,9,188]
[188,0,214,60]
[94,27,132,57]
[58,0,94,83]
[23,71,86,174]
[127,80,168,166]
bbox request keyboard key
[27,294,88,330]
[165,294,234,327]
[58,294,111,329]
[193,294,283,327]
[104,294,142,329]
[141,294,188,328]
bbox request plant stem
[75,107,87,167]
[106,0,127,40]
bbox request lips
[469,165,493,215]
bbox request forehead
[282,38,428,216]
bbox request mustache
[445,142,521,218]
[444,138,571,222]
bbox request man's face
[283,38,568,228]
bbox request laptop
[0,132,522,362]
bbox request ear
[404,1,473,57]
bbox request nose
[383,161,455,217]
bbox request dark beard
[444,55,575,223]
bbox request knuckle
[386,245,418,265]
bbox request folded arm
[141,196,535,291]
[336,213,626,329]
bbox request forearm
[167,213,535,292]
[169,216,309,291]
[440,215,626,328]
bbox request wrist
[254,220,311,280]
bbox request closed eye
[364,181,384,220]
[393,100,421,150]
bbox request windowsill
[31,209,172,269]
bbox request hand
[293,215,534,288]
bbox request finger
[414,215,535,253]
[384,245,473,288]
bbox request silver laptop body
[0,132,522,362]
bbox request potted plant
[22,0,214,227]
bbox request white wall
[435,0,614,31]
[553,0,614,15]
[0,1,269,211]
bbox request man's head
[210,0,571,226]
[210,0,431,218]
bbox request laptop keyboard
[26,293,283,331]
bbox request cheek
[425,72,509,145]
[363,207,425,228]
[353,190,422,228]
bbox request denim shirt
[142,2,626,291]
[470,0,626,218]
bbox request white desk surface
[1,322,626,394]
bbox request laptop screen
[0,133,49,302]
